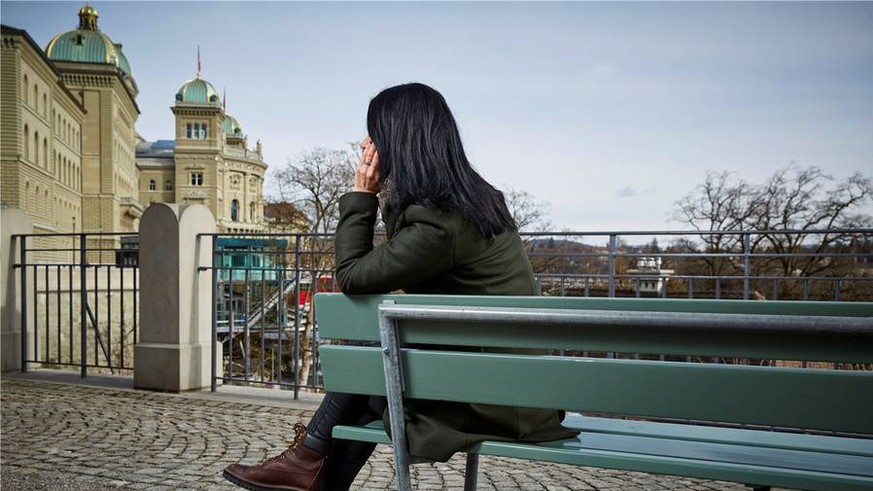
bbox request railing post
[743,232,751,300]
[20,236,28,373]
[608,234,617,298]
[1,209,32,373]
[211,235,218,392]
[293,235,301,400]
[79,234,87,378]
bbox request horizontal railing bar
[526,252,872,259]
[519,228,873,236]
[534,273,873,282]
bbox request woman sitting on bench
[224,82,578,491]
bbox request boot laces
[263,422,307,465]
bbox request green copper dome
[175,78,222,107]
[45,4,132,76]
[223,115,243,136]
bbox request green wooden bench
[315,294,873,491]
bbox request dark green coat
[335,192,578,462]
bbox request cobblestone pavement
[1,376,757,491]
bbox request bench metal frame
[374,300,873,491]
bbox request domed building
[2,2,269,251]
[136,72,268,233]
[1,3,141,252]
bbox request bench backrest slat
[319,346,873,434]
[316,295,873,362]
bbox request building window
[249,202,255,222]
[34,131,39,166]
[185,122,209,139]
[23,125,29,160]
[165,180,173,191]
[230,199,239,222]
[23,74,28,101]
[190,172,203,186]
[148,179,156,191]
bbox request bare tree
[272,147,356,234]
[750,165,872,281]
[270,147,356,386]
[672,171,758,278]
[673,164,873,298]
[504,187,552,232]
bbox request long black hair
[367,83,516,238]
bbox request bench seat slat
[333,421,873,491]
[320,346,873,434]
[567,415,873,457]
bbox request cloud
[617,185,658,198]
[616,185,637,198]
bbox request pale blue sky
[3,1,872,231]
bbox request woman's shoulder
[396,204,474,232]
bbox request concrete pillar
[134,203,215,391]
[1,207,33,372]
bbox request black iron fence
[12,228,871,386]
[200,233,339,396]
[13,233,139,376]
[198,228,872,392]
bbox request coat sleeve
[335,192,455,294]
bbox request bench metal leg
[379,302,412,491]
[464,453,479,491]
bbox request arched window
[148,179,156,191]
[43,138,48,168]
[230,199,239,222]
[23,125,29,160]
[34,131,39,166]
[165,179,173,191]
[23,74,28,101]
[42,94,47,117]
[33,84,37,107]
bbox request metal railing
[13,233,139,377]
[521,229,873,301]
[198,228,871,392]
[12,228,869,383]
[199,233,339,396]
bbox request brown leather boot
[223,422,325,491]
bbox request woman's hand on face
[354,136,381,194]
